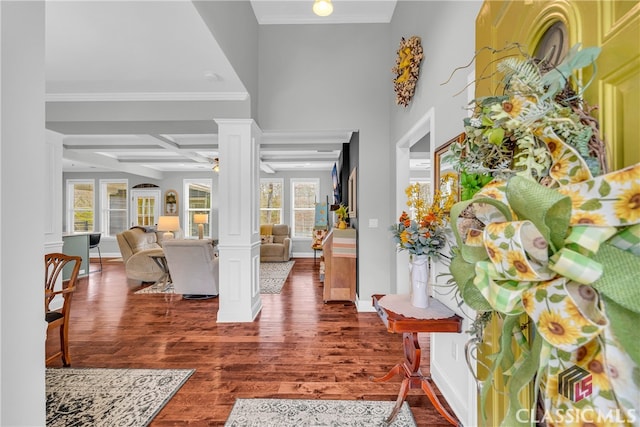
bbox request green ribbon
[449,163,640,426]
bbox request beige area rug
[135,260,295,295]
[46,368,194,427]
[224,398,416,426]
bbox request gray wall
[194,1,259,119]
[388,2,482,424]
[257,23,393,303]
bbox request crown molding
[46,92,249,102]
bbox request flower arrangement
[390,183,455,258]
[444,44,639,426]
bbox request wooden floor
[46,258,457,427]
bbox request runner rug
[135,260,295,295]
[224,398,417,426]
[46,368,194,427]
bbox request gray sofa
[162,239,219,298]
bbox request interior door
[130,189,161,227]
[474,1,639,424]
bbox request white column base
[217,242,262,322]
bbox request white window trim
[183,178,213,239]
[100,179,128,238]
[290,178,320,239]
[66,179,95,233]
[260,178,284,225]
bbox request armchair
[116,227,165,283]
[162,239,219,299]
[260,224,291,262]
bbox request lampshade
[193,214,209,224]
[157,215,180,241]
[157,216,180,231]
[312,0,333,17]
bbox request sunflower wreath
[445,44,640,427]
[392,36,424,107]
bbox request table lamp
[193,213,208,239]
[157,216,180,241]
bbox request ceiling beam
[64,149,164,180]
[146,134,212,164]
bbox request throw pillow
[260,235,274,244]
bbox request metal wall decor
[392,36,424,107]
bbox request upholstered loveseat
[116,226,182,282]
[260,224,291,262]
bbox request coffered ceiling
[46,1,396,176]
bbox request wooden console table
[371,294,463,426]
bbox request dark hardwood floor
[46,257,456,426]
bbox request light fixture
[212,157,219,173]
[312,0,333,17]
[157,216,180,241]
[193,213,209,240]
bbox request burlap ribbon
[450,130,640,426]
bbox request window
[183,179,212,238]
[67,179,95,232]
[100,180,128,237]
[260,178,283,225]
[291,178,319,238]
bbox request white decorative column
[1,1,47,425]
[215,119,262,322]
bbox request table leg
[371,332,460,426]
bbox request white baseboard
[431,357,476,427]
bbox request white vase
[409,254,430,308]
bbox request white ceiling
[46,1,397,176]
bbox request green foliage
[460,171,493,201]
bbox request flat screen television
[331,163,340,204]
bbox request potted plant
[334,204,348,229]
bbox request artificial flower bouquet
[390,183,455,259]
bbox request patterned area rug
[46,368,194,427]
[224,398,417,426]
[135,261,295,295]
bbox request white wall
[193,1,259,119]
[389,2,482,426]
[0,2,47,424]
[257,23,393,308]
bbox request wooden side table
[371,294,463,426]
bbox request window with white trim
[291,178,319,238]
[66,179,95,232]
[183,179,212,238]
[100,179,128,237]
[260,178,283,225]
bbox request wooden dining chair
[45,253,81,367]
